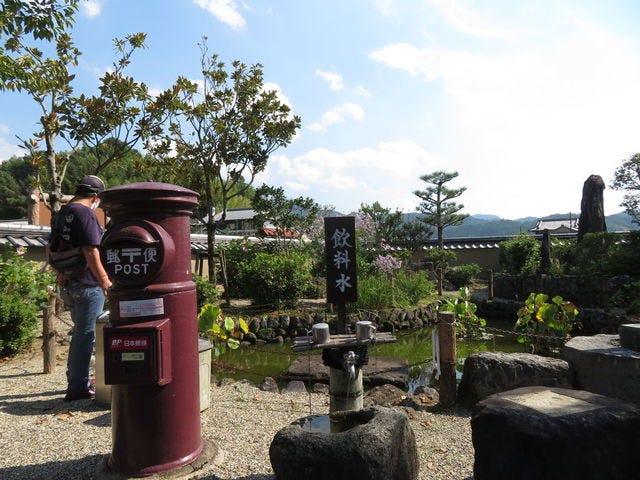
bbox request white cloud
[263,82,293,109]
[373,0,398,19]
[370,18,640,217]
[309,103,365,132]
[147,87,164,98]
[316,69,344,91]
[0,137,23,162]
[81,0,102,18]
[194,0,246,30]
[256,139,443,212]
[0,124,9,134]
[427,0,513,39]
[352,85,371,97]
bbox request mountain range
[402,211,637,239]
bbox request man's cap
[75,175,105,195]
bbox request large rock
[269,406,418,480]
[577,174,607,242]
[562,334,640,402]
[472,386,640,480]
[457,351,572,407]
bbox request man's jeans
[61,281,105,392]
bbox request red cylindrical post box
[99,182,202,476]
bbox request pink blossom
[372,254,402,274]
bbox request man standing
[53,175,112,401]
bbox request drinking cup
[311,322,330,344]
[356,320,377,341]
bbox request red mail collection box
[103,318,172,386]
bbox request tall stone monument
[577,174,607,243]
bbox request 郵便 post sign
[324,216,357,304]
[101,222,166,285]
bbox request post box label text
[105,246,161,280]
[109,336,151,350]
[122,352,145,361]
[119,298,165,318]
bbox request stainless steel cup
[311,322,330,344]
[356,320,377,341]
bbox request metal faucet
[342,350,358,380]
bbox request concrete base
[96,439,223,479]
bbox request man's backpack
[46,208,87,276]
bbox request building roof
[530,217,579,233]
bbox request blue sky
[2,0,640,219]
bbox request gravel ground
[0,314,474,480]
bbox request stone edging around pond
[239,303,440,345]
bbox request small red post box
[99,182,202,476]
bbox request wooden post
[437,311,457,407]
[488,269,494,300]
[336,302,347,334]
[42,295,57,374]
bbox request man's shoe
[64,382,96,401]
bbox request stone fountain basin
[269,406,418,480]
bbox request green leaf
[224,317,235,333]
[227,338,240,349]
[198,303,220,332]
[238,317,249,334]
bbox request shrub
[422,249,457,271]
[393,270,435,305]
[499,233,540,275]
[514,293,578,354]
[440,287,486,338]
[193,274,220,309]
[198,304,248,357]
[611,281,640,314]
[237,251,312,308]
[0,244,52,309]
[0,293,39,356]
[445,263,481,288]
[354,275,394,310]
[354,271,434,310]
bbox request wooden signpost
[324,216,357,334]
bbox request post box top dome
[99,182,199,216]
[100,181,199,197]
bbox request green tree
[414,171,468,249]
[146,38,301,280]
[499,233,540,275]
[0,156,36,218]
[395,219,433,257]
[0,144,150,219]
[251,184,320,248]
[0,0,154,214]
[359,201,404,247]
[611,153,640,225]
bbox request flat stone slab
[562,334,640,402]
[286,355,408,390]
[457,351,572,407]
[472,386,640,480]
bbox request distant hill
[400,212,637,238]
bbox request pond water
[214,320,525,391]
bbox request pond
[213,319,526,392]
